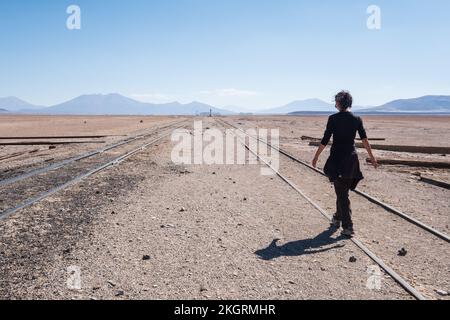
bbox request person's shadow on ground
[255,227,346,261]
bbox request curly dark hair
[335,91,353,110]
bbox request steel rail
[218,118,450,243]
[0,122,186,221]
[0,135,111,140]
[0,120,186,188]
[0,141,107,146]
[217,119,426,300]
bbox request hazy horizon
[4,92,449,112]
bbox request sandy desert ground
[0,114,448,300]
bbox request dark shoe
[330,217,341,228]
[341,228,355,237]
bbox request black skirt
[323,146,364,190]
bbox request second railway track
[0,120,189,221]
[0,120,186,187]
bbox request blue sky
[1,0,449,109]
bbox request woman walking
[312,91,378,237]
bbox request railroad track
[217,118,450,244]
[0,120,188,221]
[215,118,433,300]
[0,120,185,188]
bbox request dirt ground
[0,115,448,300]
[0,115,180,137]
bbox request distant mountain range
[361,95,450,113]
[0,94,449,115]
[241,96,450,115]
[41,94,235,115]
[285,96,450,115]
[0,94,233,116]
[0,96,42,112]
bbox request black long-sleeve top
[321,111,367,189]
[321,112,367,148]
